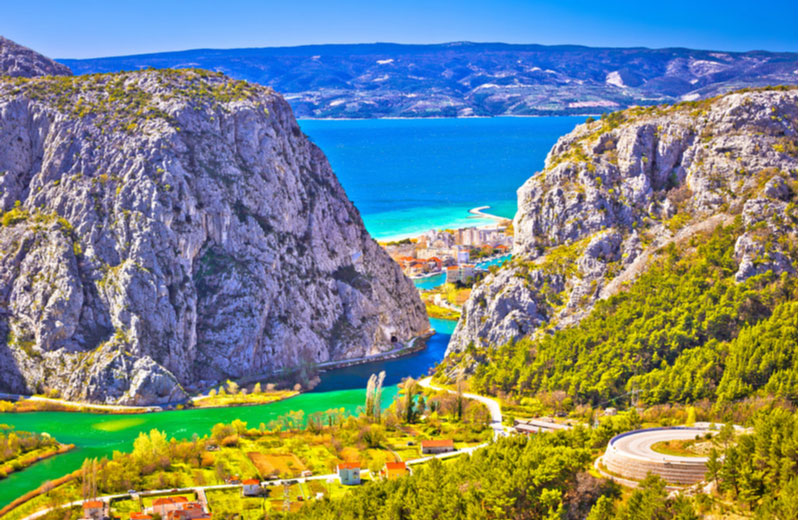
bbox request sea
[299,116,584,241]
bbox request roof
[83,500,103,509]
[338,462,361,470]
[446,266,458,270]
[384,461,407,470]
[421,439,454,448]
[130,513,152,520]
[242,478,260,485]
[153,496,189,506]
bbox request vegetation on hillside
[451,222,796,409]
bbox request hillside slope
[0,36,71,78]
[445,87,797,404]
[0,68,428,405]
[60,42,797,118]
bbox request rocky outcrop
[448,87,797,358]
[0,68,428,404]
[0,36,71,78]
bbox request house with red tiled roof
[82,500,104,520]
[242,478,262,497]
[337,461,361,485]
[168,502,209,520]
[420,439,455,454]
[151,496,188,517]
[382,461,408,480]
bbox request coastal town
[381,215,514,283]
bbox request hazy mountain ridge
[0,43,428,405]
[60,42,797,118]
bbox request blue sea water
[299,116,583,240]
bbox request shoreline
[378,205,512,244]
[297,114,593,121]
[0,331,436,416]
[0,444,75,481]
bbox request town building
[151,496,189,517]
[420,439,455,454]
[242,478,262,497]
[451,246,471,264]
[445,264,475,284]
[167,502,210,520]
[337,462,361,485]
[82,500,104,520]
[382,461,408,480]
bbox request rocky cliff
[0,36,72,78]
[0,67,428,404]
[448,87,797,361]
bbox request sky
[2,0,797,59]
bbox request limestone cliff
[0,68,428,404]
[0,36,72,78]
[448,87,797,361]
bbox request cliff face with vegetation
[0,59,428,404]
[446,87,797,404]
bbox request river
[0,318,457,508]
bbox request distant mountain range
[61,42,797,118]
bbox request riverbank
[0,444,75,480]
[0,330,436,416]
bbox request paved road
[610,427,713,463]
[418,377,506,439]
[20,432,488,520]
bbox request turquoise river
[0,319,456,508]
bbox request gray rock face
[448,88,797,358]
[0,69,428,404]
[0,37,71,78]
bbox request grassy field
[248,452,306,478]
[650,439,709,458]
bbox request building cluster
[335,439,455,486]
[81,495,213,520]
[385,225,511,279]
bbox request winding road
[418,377,507,439]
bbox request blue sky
[3,0,797,59]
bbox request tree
[226,380,239,395]
[252,382,262,394]
[364,371,386,423]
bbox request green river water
[0,318,456,509]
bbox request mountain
[0,44,429,405]
[0,36,72,78]
[444,87,797,404]
[59,42,797,118]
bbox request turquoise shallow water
[299,117,583,240]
